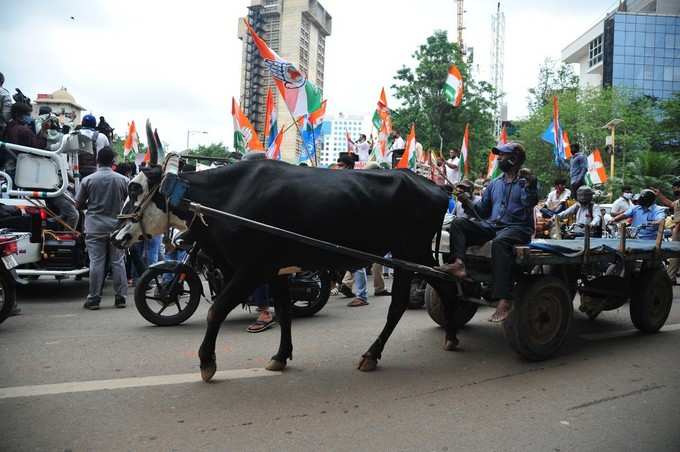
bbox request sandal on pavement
[247,318,276,333]
[347,298,369,307]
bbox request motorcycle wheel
[0,269,16,324]
[289,270,331,318]
[134,267,202,326]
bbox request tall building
[562,0,680,100]
[237,0,332,162]
[320,113,364,167]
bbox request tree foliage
[390,31,497,176]
[514,77,680,195]
[526,58,579,114]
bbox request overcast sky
[1,0,616,151]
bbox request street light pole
[186,129,208,152]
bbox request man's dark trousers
[449,218,532,300]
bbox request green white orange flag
[487,125,506,179]
[244,19,322,119]
[371,87,392,131]
[396,124,417,170]
[586,148,608,185]
[232,97,264,154]
[266,123,285,160]
[444,65,464,107]
[123,120,138,157]
[459,123,470,180]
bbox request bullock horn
[154,128,165,162]
[146,119,158,165]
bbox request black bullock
[112,132,458,382]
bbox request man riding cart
[438,142,538,323]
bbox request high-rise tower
[238,0,332,162]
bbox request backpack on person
[77,130,99,178]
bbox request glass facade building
[604,12,680,100]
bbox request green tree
[186,142,230,158]
[526,58,579,114]
[390,30,497,177]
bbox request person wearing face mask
[611,185,633,219]
[437,142,538,323]
[652,178,680,282]
[553,186,602,236]
[610,189,666,240]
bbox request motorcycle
[134,234,331,326]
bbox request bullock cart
[183,201,679,363]
[427,223,679,361]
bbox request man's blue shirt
[622,204,666,240]
[475,175,538,232]
[570,153,587,185]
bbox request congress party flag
[459,123,470,180]
[232,97,264,154]
[123,120,138,157]
[264,88,278,150]
[396,124,417,170]
[487,125,506,179]
[586,148,608,185]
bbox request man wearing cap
[438,142,538,322]
[610,189,666,240]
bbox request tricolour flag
[459,123,470,180]
[123,120,138,157]
[586,148,608,185]
[371,87,392,132]
[232,97,264,154]
[396,124,417,170]
[244,19,322,119]
[308,99,327,127]
[444,65,464,107]
[264,88,278,149]
[486,125,506,179]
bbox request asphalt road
[1,277,679,452]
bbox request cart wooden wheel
[424,284,478,328]
[504,276,572,361]
[630,268,673,333]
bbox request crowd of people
[1,73,678,328]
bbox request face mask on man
[623,192,633,200]
[21,115,33,125]
[498,157,515,173]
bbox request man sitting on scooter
[438,142,538,323]
[550,186,602,237]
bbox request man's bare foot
[437,259,468,280]
[489,299,512,323]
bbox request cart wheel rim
[647,293,667,324]
[527,289,563,345]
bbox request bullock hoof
[200,363,217,382]
[357,356,378,372]
[443,337,459,351]
[265,359,286,371]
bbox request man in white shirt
[445,148,461,184]
[353,134,370,162]
[610,185,633,218]
[541,178,570,217]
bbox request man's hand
[518,168,537,189]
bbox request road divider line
[579,323,680,341]
[0,368,280,400]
